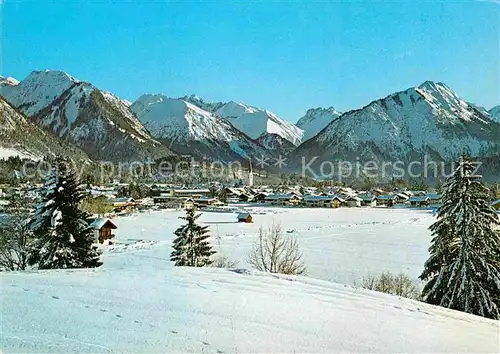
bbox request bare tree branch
[248,223,306,276]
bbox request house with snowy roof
[394,193,410,204]
[303,195,345,208]
[170,189,212,199]
[237,212,253,223]
[358,193,376,207]
[343,195,362,207]
[426,193,442,206]
[408,196,430,207]
[109,197,136,212]
[253,191,270,202]
[265,193,302,206]
[195,196,224,208]
[375,194,397,207]
[90,218,118,244]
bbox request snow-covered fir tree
[170,207,215,267]
[28,156,102,269]
[420,157,500,319]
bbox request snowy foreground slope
[1,208,499,353]
[2,267,499,353]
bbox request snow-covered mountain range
[131,94,272,162]
[289,81,500,177]
[0,70,175,162]
[1,70,499,180]
[184,96,304,146]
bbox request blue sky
[1,0,498,122]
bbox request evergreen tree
[27,156,102,269]
[170,207,215,267]
[420,157,500,319]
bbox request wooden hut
[90,218,118,244]
[237,212,253,223]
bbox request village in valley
[0,177,448,244]
[2,174,499,247]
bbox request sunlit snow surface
[2,208,499,353]
[0,147,38,160]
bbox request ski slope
[1,208,498,353]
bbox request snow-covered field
[113,207,435,285]
[1,208,499,353]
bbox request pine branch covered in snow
[420,156,500,319]
[27,156,102,269]
[170,207,215,267]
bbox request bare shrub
[248,224,306,275]
[0,214,31,271]
[361,274,377,290]
[361,272,420,300]
[211,255,239,268]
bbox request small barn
[90,218,118,244]
[237,212,253,223]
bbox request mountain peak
[0,69,86,118]
[297,106,342,141]
[417,80,453,94]
[181,94,226,114]
[188,93,201,101]
[216,101,258,118]
[304,106,341,116]
[489,105,500,122]
[26,69,79,85]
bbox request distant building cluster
[0,182,447,214]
